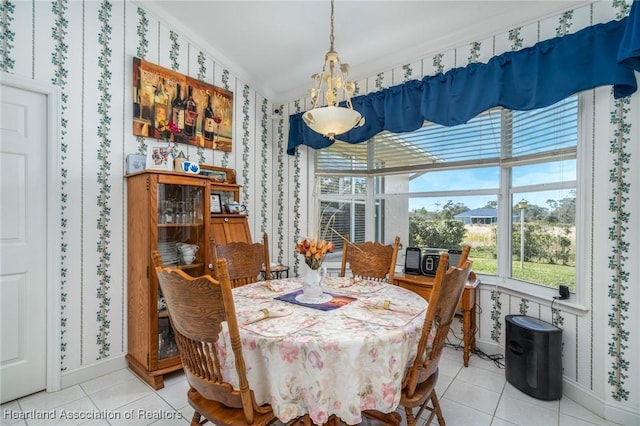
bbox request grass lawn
[470,256,576,292]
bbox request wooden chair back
[339,236,400,282]
[152,251,275,426]
[210,232,270,287]
[456,245,471,267]
[361,253,472,426]
[400,255,472,424]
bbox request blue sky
[408,160,576,212]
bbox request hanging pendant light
[302,0,364,140]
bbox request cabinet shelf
[177,262,204,271]
[157,223,204,228]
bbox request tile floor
[1,346,619,426]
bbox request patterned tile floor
[1,346,619,426]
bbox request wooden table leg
[462,307,471,367]
[470,292,477,354]
[461,286,476,367]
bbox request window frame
[315,93,590,309]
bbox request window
[316,96,578,292]
[318,176,366,262]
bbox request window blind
[317,97,577,173]
[506,96,578,163]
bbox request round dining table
[215,275,428,425]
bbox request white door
[0,83,48,403]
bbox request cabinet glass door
[156,182,205,359]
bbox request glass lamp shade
[302,106,363,140]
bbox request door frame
[2,72,62,392]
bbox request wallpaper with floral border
[275,105,285,264]
[50,0,70,371]
[241,84,250,207]
[259,98,269,234]
[292,100,302,276]
[135,6,148,155]
[95,0,113,360]
[608,87,631,402]
[0,1,15,72]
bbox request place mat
[233,280,302,299]
[275,289,356,311]
[322,276,387,295]
[342,299,425,327]
[239,306,318,337]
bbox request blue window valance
[288,0,640,155]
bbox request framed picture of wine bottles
[132,57,233,152]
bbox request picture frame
[209,193,223,214]
[126,154,146,175]
[146,142,175,171]
[133,57,234,152]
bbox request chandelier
[302,0,364,140]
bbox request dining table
[215,275,428,425]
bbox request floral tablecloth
[216,277,428,425]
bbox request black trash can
[505,315,562,400]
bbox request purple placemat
[275,289,356,311]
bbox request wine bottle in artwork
[184,85,198,137]
[133,69,141,119]
[171,83,185,132]
[153,78,169,130]
[203,94,215,141]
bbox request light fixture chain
[329,0,335,52]
[302,0,364,139]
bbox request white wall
[3,0,295,386]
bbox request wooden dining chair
[210,232,271,287]
[455,245,471,267]
[339,235,400,282]
[362,253,473,426]
[152,251,278,426]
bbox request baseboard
[563,379,640,426]
[475,338,504,357]
[60,353,128,389]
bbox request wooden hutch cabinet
[210,216,252,245]
[125,167,251,389]
[205,166,249,244]
[205,165,252,273]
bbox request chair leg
[190,411,206,425]
[404,406,417,426]
[431,393,445,426]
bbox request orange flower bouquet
[295,238,335,270]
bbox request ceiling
[141,0,589,104]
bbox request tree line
[408,191,576,265]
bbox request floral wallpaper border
[95,0,113,360]
[50,0,70,371]
[607,94,631,402]
[259,98,268,234]
[275,106,285,264]
[0,0,16,72]
[292,101,302,276]
[135,6,148,155]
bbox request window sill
[476,273,590,317]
